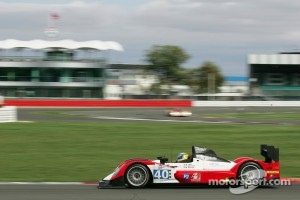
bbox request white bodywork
[103,173,114,181]
[148,157,236,183]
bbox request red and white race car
[166,108,192,117]
[98,145,280,188]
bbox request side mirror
[157,156,168,164]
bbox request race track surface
[18,107,300,125]
[0,184,299,200]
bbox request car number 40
[153,169,171,179]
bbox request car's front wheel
[125,164,150,188]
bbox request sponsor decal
[194,147,207,152]
[196,155,217,161]
[183,164,195,168]
[183,174,190,180]
[267,170,280,174]
[191,173,201,182]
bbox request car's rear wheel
[237,162,263,186]
[125,164,150,188]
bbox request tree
[188,61,224,94]
[145,45,190,84]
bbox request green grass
[0,122,299,182]
[204,113,300,120]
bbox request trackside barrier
[4,99,192,107]
[193,101,300,107]
[0,106,17,122]
[0,95,4,106]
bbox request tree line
[145,45,224,94]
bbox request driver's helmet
[176,152,189,163]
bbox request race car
[98,144,280,188]
[166,108,192,117]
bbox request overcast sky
[1,0,300,76]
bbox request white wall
[0,106,17,122]
[193,101,300,107]
[103,85,122,100]
[0,95,3,106]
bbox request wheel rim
[126,166,148,187]
[240,164,261,183]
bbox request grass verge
[204,113,300,120]
[0,122,299,181]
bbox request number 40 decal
[153,169,171,179]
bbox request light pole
[208,73,215,100]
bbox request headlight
[111,164,123,179]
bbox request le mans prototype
[166,108,192,117]
[98,144,280,188]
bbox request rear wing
[261,144,279,163]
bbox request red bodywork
[111,158,155,181]
[100,145,280,188]
[110,157,280,184]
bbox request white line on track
[93,116,231,124]
[93,116,299,125]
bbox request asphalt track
[5,107,299,199]
[0,184,299,200]
[17,107,300,124]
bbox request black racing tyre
[125,164,150,188]
[237,162,263,186]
